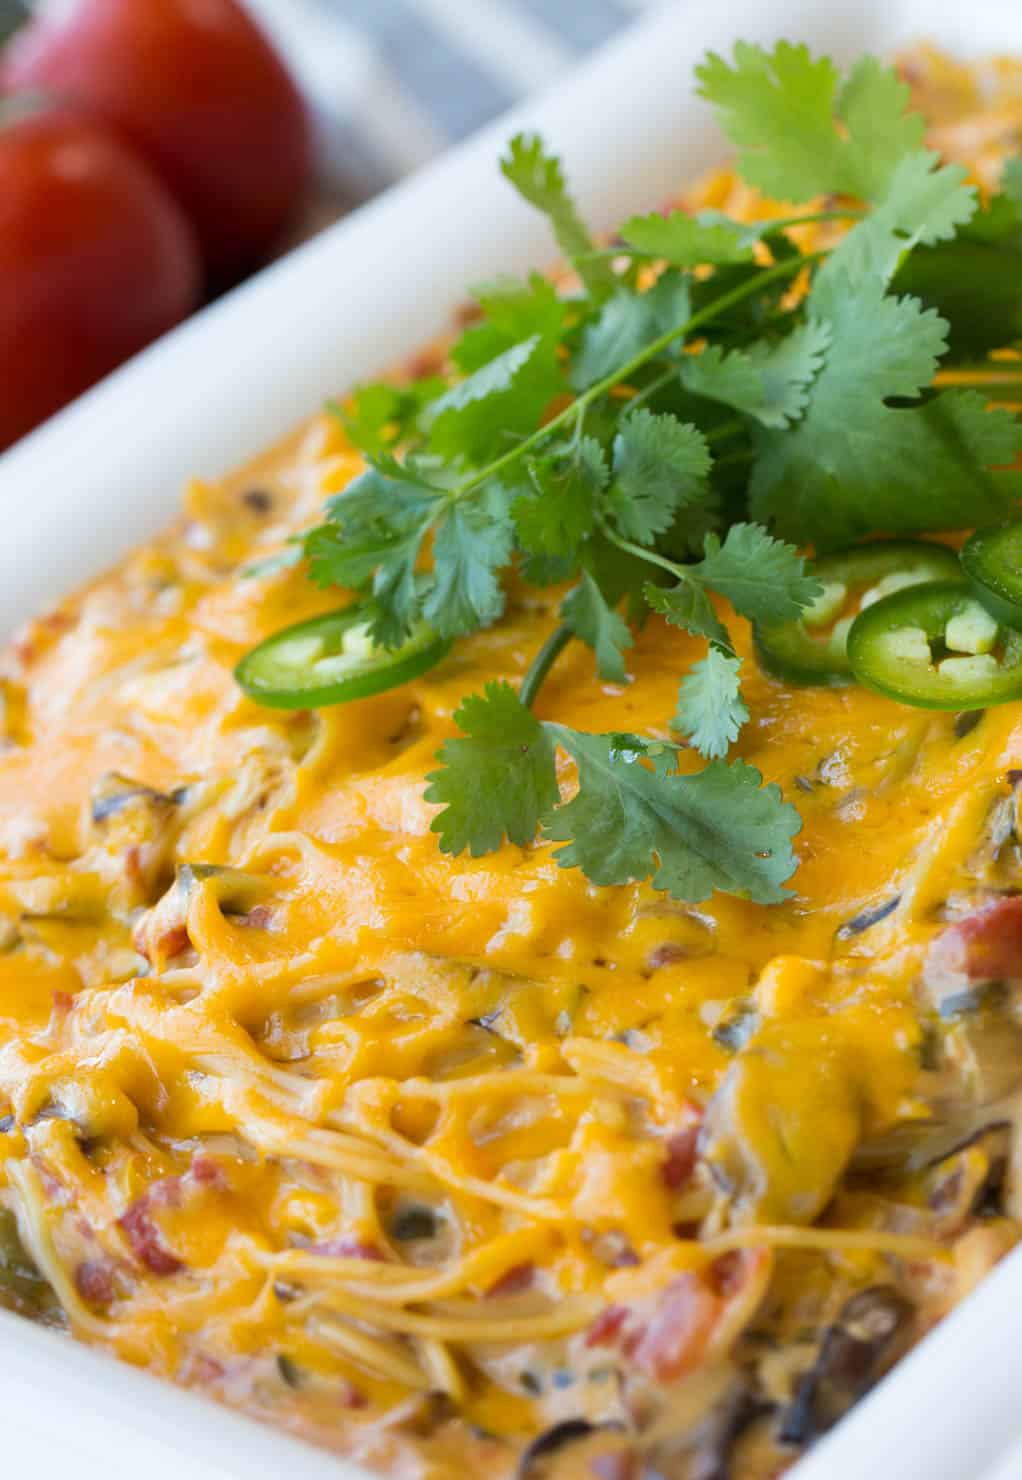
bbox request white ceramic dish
[2,1,1022,1476]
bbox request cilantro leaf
[513,436,607,558]
[330,380,445,456]
[359,450,442,489]
[275,51,1022,918]
[543,734,800,904]
[605,410,712,543]
[894,244,1022,359]
[681,346,768,421]
[428,695,802,904]
[645,269,694,337]
[561,572,633,683]
[673,650,749,759]
[452,274,565,373]
[571,292,659,390]
[570,269,698,392]
[500,133,615,299]
[644,525,816,642]
[304,467,440,644]
[424,483,514,638]
[963,190,1022,245]
[645,579,733,651]
[666,486,725,558]
[329,385,405,458]
[834,55,929,198]
[305,517,425,647]
[690,210,791,252]
[813,271,949,398]
[697,43,924,202]
[891,177,1022,356]
[680,321,831,428]
[695,523,821,624]
[696,41,842,201]
[426,681,559,854]
[686,259,796,342]
[750,274,1022,544]
[428,335,559,463]
[1001,156,1022,211]
[816,150,975,292]
[618,210,754,266]
[519,552,576,588]
[583,534,658,624]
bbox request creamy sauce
[0,44,1020,1480]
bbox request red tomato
[2,0,311,279]
[628,1273,720,1382]
[584,1273,721,1382]
[660,1122,701,1189]
[0,107,202,451]
[926,894,1022,991]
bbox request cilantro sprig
[277,42,1022,906]
[424,681,800,905]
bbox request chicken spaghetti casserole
[2,41,1022,1480]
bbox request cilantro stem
[705,416,745,444]
[574,251,822,407]
[568,402,587,449]
[571,214,862,263]
[601,525,687,582]
[715,447,755,468]
[520,624,573,709]
[451,251,822,505]
[624,366,677,413]
[756,208,866,234]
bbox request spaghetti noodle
[0,42,1019,1480]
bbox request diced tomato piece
[34,1160,69,1202]
[487,1262,534,1297]
[661,1125,700,1190]
[118,1198,182,1275]
[137,921,190,963]
[311,1236,384,1262]
[189,1155,227,1188]
[710,1250,750,1298]
[148,1174,184,1209]
[74,1258,115,1306]
[927,896,1022,987]
[188,1354,225,1384]
[627,1273,720,1382]
[585,1304,629,1348]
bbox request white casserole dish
[1,0,1021,1475]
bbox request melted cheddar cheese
[1,45,1022,1480]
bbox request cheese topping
[0,44,1021,1480]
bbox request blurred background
[0,0,667,453]
[249,0,668,199]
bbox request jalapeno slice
[846,580,1022,711]
[754,541,961,686]
[235,605,450,709]
[961,521,1022,632]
